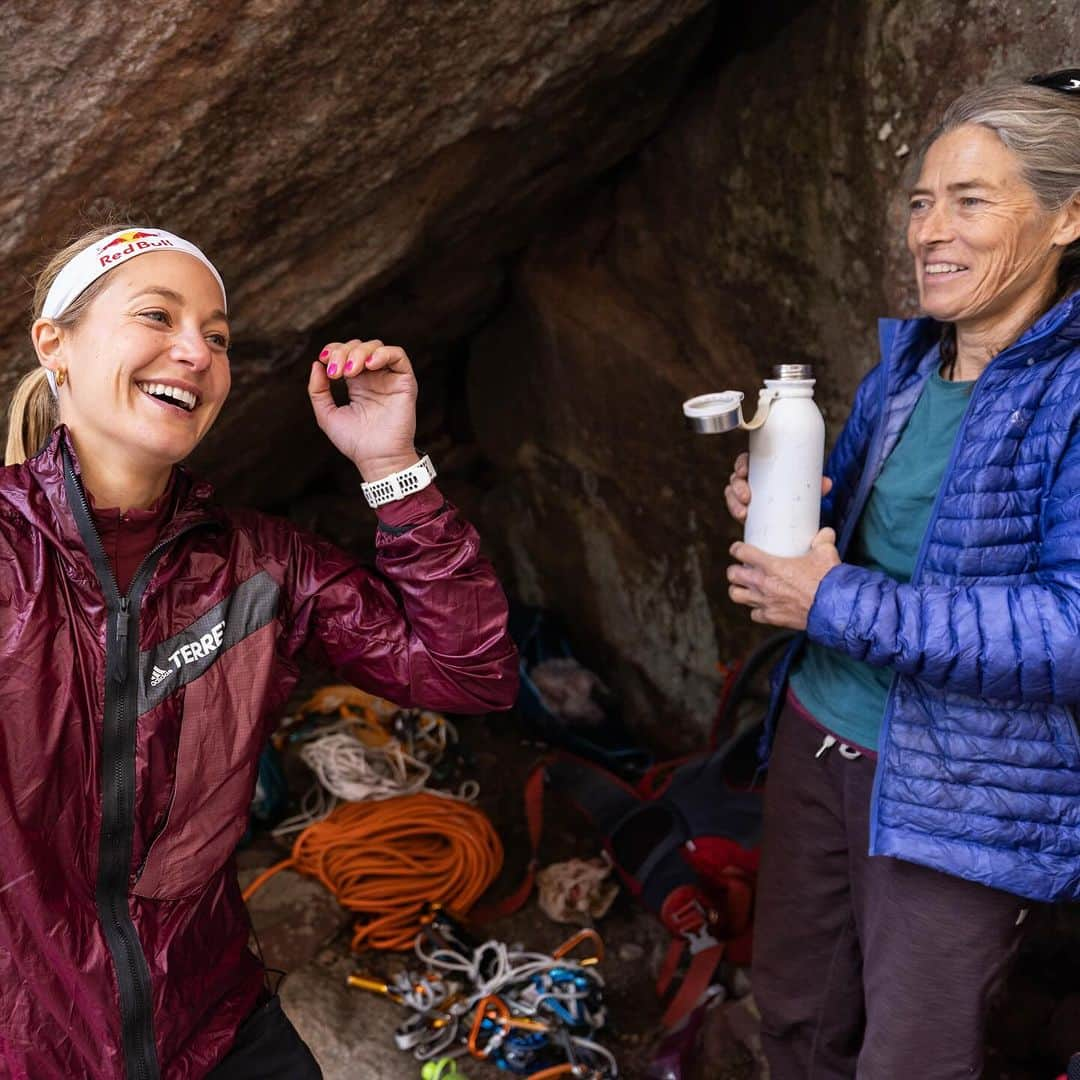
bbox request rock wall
[468,0,1080,746]
[4,2,1079,1069]
[3,0,1078,745]
[1,0,715,504]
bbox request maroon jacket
[0,428,518,1078]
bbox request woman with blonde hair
[725,71,1080,1078]
[0,224,518,1078]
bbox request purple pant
[752,702,1031,1079]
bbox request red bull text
[97,234,175,268]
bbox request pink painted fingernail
[320,349,329,358]
[344,360,354,373]
[327,363,338,376]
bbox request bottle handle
[739,389,780,431]
[682,387,781,434]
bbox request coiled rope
[243,793,503,951]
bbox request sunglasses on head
[1026,69,1080,93]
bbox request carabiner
[552,927,604,967]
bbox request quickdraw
[347,908,618,1077]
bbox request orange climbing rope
[242,792,504,951]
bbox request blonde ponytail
[5,219,143,466]
[5,369,57,466]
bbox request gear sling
[491,634,793,1029]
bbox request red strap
[660,942,725,1030]
[720,868,755,938]
[656,937,684,998]
[523,759,546,852]
[656,883,750,1029]
[710,659,742,748]
[637,754,695,800]
[471,763,547,922]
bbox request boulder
[6,0,1079,738]
[1,0,714,508]
[468,0,1080,743]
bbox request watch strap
[362,454,437,508]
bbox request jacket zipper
[62,448,211,1080]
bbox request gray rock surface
[1,0,714,509]
[466,0,1080,745]
[279,959,421,1080]
[9,0,1077,740]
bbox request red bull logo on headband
[96,230,175,268]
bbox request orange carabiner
[468,994,551,1058]
[552,927,604,966]
[468,994,509,1058]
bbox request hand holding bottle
[726,528,841,630]
[724,452,833,524]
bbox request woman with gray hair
[724,71,1080,1077]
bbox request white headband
[41,228,227,397]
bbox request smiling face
[906,124,1073,332]
[37,250,231,473]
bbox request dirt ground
[238,708,761,1080]
[236,686,1080,1080]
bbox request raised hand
[308,339,420,481]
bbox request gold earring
[55,369,66,387]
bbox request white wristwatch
[361,454,437,508]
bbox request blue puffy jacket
[766,288,1080,902]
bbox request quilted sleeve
[806,415,1080,703]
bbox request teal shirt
[788,368,974,751]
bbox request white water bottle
[744,365,825,556]
[682,363,825,557]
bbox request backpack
[510,604,653,776]
[490,631,793,1030]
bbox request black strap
[377,500,450,536]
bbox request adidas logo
[150,665,175,688]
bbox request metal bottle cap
[772,364,814,380]
[682,391,744,433]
